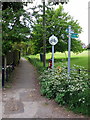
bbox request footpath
[2,58,87,118]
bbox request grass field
[28,50,88,69]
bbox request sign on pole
[66,28,74,34]
[67,26,79,77]
[71,33,79,38]
[49,35,58,46]
[49,35,58,68]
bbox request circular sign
[49,35,58,46]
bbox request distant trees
[30,4,84,54]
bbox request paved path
[2,58,87,118]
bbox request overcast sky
[64,0,89,45]
[28,0,89,45]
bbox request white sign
[49,35,58,46]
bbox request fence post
[78,69,80,74]
[2,56,4,87]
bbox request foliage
[39,63,90,116]
[2,2,31,55]
[2,2,23,11]
[31,5,83,54]
[26,56,45,72]
[27,50,89,116]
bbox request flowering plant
[39,63,90,115]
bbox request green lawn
[70,51,88,69]
[28,50,88,69]
[54,50,88,69]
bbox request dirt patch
[4,98,24,114]
[19,89,45,102]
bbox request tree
[2,2,32,55]
[31,4,83,54]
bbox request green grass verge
[27,50,88,70]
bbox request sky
[27,0,89,45]
[63,0,89,45]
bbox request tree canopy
[2,2,31,55]
[2,2,84,55]
[30,4,84,54]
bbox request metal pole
[52,45,54,69]
[68,25,71,76]
[43,0,46,67]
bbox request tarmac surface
[2,58,88,119]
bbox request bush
[27,57,45,72]
[39,63,90,116]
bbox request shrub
[39,63,90,116]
